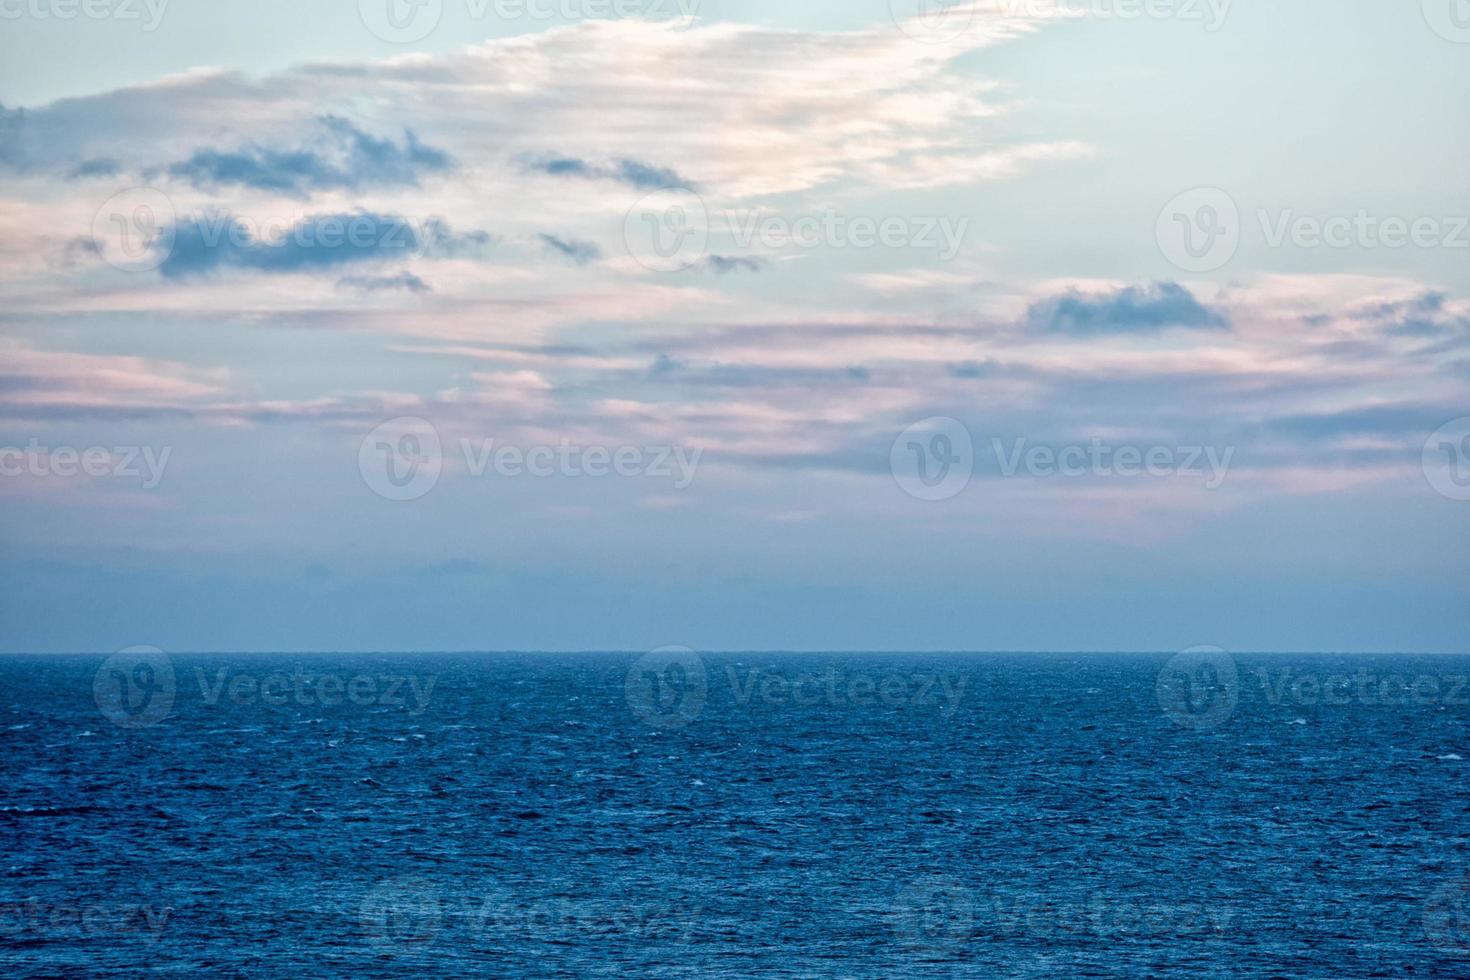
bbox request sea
[3,651,1469,977]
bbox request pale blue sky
[1,2,1467,651]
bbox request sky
[0,0,1467,652]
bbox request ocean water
[3,651,1470,977]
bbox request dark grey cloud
[526,154,693,191]
[157,212,488,279]
[165,116,452,196]
[1025,281,1228,334]
[705,255,765,275]
[337,271,431,293]
[1351,292,1467,336]
[67,157,120,179]
[538,233,601,265]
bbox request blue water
[3,652,1470,977]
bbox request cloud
[67,157,120,179]
[337,271,430,293]
[1024,282,1229,334]
[705,255,765,275]
[647,354,869,388]
[527,155,693,191]
[157,212,488,279]
[538,233,602,265]
[0,15,1084,201]
[1350,292,1467,336]
[0,340,227,420]
[0,103,26,169]
[165,116,452,196]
